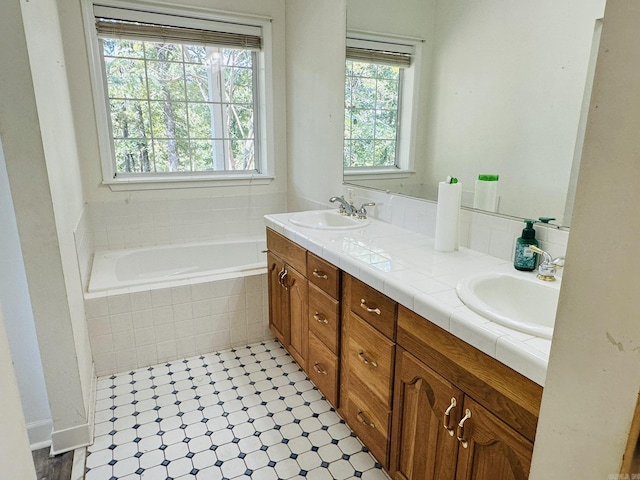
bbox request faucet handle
[356,202,376,219]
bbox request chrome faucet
[329,196,356,216]
[529,245,565,282]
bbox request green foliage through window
[102,38,258,175]
[344,60,401,169]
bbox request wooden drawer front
[308,284,340,354]
[266,228,306,273]
[345,389,391,468]
[307,332,339,406]
[349,276,397,339]
[307,252,340,298]
[345,312,395,407]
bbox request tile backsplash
[343,186,569,263]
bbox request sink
[456,272,560,339]
[289,211,370,230]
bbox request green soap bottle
[514,219,538,271]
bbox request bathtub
[88,238,267,293]
[84,237,272,375]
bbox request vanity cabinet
[266,229,341,405]
[265,226,543,480]
[340,274,398,468]
[390,306,541,480]
[266,230,308,371]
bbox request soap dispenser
[514,219,539,271]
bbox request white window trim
[81,0,276,190]
[345,30,423,177]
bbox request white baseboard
[50,369,97,455]
[27,419,52,451]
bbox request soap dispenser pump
[514,219,539,271]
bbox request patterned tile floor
[85,340,389,480]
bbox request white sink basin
[289,211,370,230]
[456,272,560,339]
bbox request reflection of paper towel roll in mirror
[473,174,499,212]
[434,181,462,252]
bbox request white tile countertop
[265,210,552,386]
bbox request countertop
[264,210,552,386]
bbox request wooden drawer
[344,385,391,468]
[349,276,397,339]
[308,284,340,354]
[307,252,340,299]
[308,332,338,406]
[266,228,307,273]
[344,312,395,408]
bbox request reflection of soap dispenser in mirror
[514,219,538,271]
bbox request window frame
[343,31,422,181]
[81,0,275,190]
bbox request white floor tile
[83,340,388,480]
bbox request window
[344,34,421,177]
[344,60,401,168]
[83,2,273,188]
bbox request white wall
[285,0,346,211]
[0,307,37,480]
[0,0,93,454]
[0,137,52,449]
[531,1,640,476]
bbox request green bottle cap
[538,217,556,223]
[477,174,499,181]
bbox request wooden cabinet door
[390,348,461,480]
[285,265,308,371]
[267,252,289,346]
[455,397,533,480]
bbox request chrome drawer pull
[313,362,327,375]
[442,397,457,436]
[358,351,378,368]
[456,409,472,449]
[356,411,375,429]
[312,269,328,280]
[360,299,381,315]
[314,313,329,325]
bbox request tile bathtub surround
[87,192,287,252]
[86,275,271,376]
[86,340,388,480]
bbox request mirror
[345,0,605,227]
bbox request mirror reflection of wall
[345,0,605,227]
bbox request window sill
[343,169,415,181]
[103,173,274,191]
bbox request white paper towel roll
[434,181,462,252]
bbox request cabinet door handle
[456,408,472,449]
[278,268,286,287]
[313,362,327,375]
[358,351,378,368]
[442,397,457,436]
[312,269,328,280]
[360,299,381,315]
[280,268,289,290]
[314,313,329,324]
[357,410,375,429]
